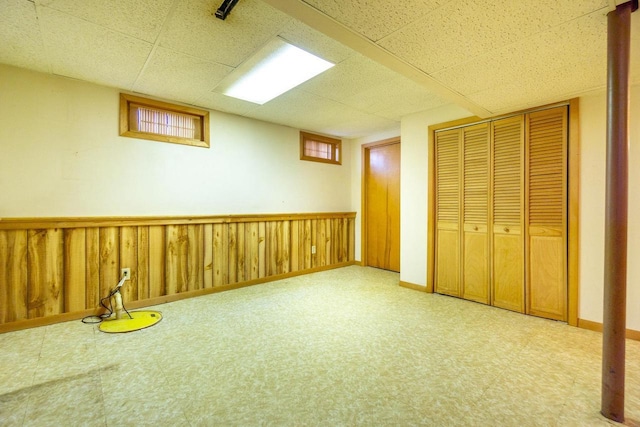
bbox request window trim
[299,131,342,165]
[119,93,210,148]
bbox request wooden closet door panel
[491,116,525,312]
[462,124,489,304]
[493,228,523,312]
[529,231,565,318]
[463,225,488,303]
[526,107,567,321]
[436,225,460,296]
[435,129,461,297]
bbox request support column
[601,0,636,422]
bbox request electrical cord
[82,282,133,324]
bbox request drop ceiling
[0,0,638,138]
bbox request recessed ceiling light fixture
[216,38,335,105]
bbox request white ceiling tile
[429,31,569,98]
[35,0,175,42]
[548,9,608,54]
[459,18,604,93]
[431,51,520,98]
[302,0,448,42]
[299,54,398,102]
[378,0,609,74]
[249,90,345,130]
[133,47,233,104]
[468,60,606,114]
[533,0,608,23]
[432,9,608,112]
[193,91,258,117]
[320,112,399,139]
[277,19,354,65]
[466,84,537,114]
[0,0,49,73]
[38,7,153,89]
[247,89,396,138]
[341,75,448,120]
[159,0,291,67]
[368,90,448,121]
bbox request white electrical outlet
[311,245,316,254]
[121,268,131,280]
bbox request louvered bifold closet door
[462,124,489,303]
[491,116,525,312]
[435,129,461,297]
[526,107,567,321]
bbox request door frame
[426,99,580,326]
[361,137,401,268]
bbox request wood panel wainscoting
[0,213,356,333]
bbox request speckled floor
[1,266,639,426]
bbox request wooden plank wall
[0,213,356,328]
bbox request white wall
[579,85,640,329]
[0,64,351,217]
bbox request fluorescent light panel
[219,38,334,105]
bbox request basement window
[300,131,341,165]
[119,94,210,148]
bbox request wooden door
[435,129,461,296]
[365,141,400,272]
[462,124,489,304]
[526,107,567,321]
[491,116,525,312]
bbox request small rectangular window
[120,94,209,148]
[300,131,341,165]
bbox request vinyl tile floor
[1,266,639,426]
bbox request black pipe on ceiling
[215,0,240,20]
